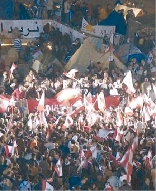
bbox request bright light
[47,45,52,50]
[1,43,28,46]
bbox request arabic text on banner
[81,18,116,38]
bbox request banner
[0,20,50,39]
[27,96,120,113]
[81,18,115,38]
[0,19,85,42]
[0,95,120,113]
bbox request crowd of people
[0,0,155,190]
[0,30,156,190]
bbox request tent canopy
[114,4,142,19]
[65,39,126,74]
[98,10,127,35]
[114,43,145,65]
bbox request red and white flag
[56,88,81,103]
[122,71,136,95]
[141,106,151,122]
[0,95,10,113]
[5,141,17,158]
[62,115,73,130]
[131,135,138,151]
[97,91,106,112]
[113,126,123,142]
[42,180,54,191]
[120,136,138,183]
[54,158,62,177]
[37,91,45,112]
[69,98,84,117]
[116,107,123,127]
[120,147,133,183]
[97,128,113,139]
[84,95,94,112]
[128,96,144,109]
[10,63,17,74]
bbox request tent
[65,39,127,74]
[98,10,127,35]
[114,43,145,65]
[114,4,142,19]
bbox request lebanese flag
[84,95,94,112]
[54,158,62,177]
[64,69,78,79]
[122,71,136,95]
[97,91,106,112]
[39,111,48,127]
[120,147,133,183]
[93,128,113,143]
[37,91,45,112]
[0,95,10,113]
[56,88,81,103]
[116,107,123,127]
[10,63,17,74]
[131,135,138,151]
[128,96,144,109]
[5,141,17,158]
[113,127,123,142]
[42,180,54,191]
[120,136,138,183]
[93,135,104,143]
[69,98,84,117]
[142,106,151,122]
[62,115,73,130]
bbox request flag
[116,107,123,127]
[10,63,17,74]
[0,95,10,113]
[85,112,98,127]
[39,111,48,127]
[56,88,81,103]
[64,69,78,79]
[54,158,62,177]
[69,99,84,117]
[5,141,17,158]
[141,106,151,122]
[122,71,135,95]
[120,147,133,183]
[97,129,113,139]
[84,95,94,112]
[128,96,144,109]
[42,180,54,191]
[93,135,104,143]
[113,127,123,142]
[131,135,138,151]
[97,91,106,112]
[37,91,45,112]
[62,115,73,130]
[120,136,138,183]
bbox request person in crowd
[46,0,54,19]
[63,0,71,25]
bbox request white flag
[122,71,136,95]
